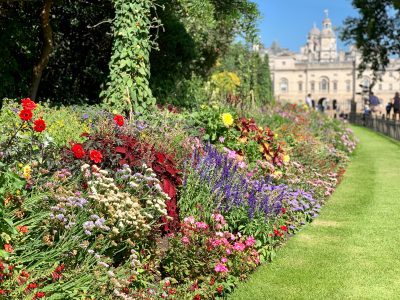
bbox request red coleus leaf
[115,146,127,154]
[155,152,166,164]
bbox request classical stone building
[259,11,400,113]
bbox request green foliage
[101,0,157,114]
[212,43,273,108]
[0,1,114,104]
[188,103,236,142]
[0,164,23,254]
[150,0,260,107]
[341,0,400,79]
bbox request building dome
[309,26,320,36]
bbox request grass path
[230,126,400,300]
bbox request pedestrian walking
[305,94,312,108]
[393,92,400,120]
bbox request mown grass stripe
[230,126,400,300]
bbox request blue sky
[253,0,358,52]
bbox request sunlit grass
[230,126,400,300]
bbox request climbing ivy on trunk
[101,0,157,114]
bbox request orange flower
[4,243,13,253]
[17,225,29,234]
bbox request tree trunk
[30,0,53,100]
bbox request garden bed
[0,99,356,299]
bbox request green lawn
[230,126,400,300]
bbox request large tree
[341,0,400,79]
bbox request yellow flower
[283,154,290,164]
[221,113,234,127]
[272,170,283,179]
[22,165,31,180]
[274,133,279,139]
[200,104,208,110]
[18,163,23,168]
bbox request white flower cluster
[82,164,169,238]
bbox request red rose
[33,119,46,132]
[71,144,86,159]
[19,109,33,121]
[4,243,13,253]
[280,225,288,232]
[114,114,124,127]
[89,149,103,163]
[21,98,36,110]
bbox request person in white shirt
[305,94,312,108]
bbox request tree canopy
[0,0,265,110]
[342,0,400,78]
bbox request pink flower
[233,242,245,251]
[221,257,228,263]
[209,238,221,247]
[212,213,226,224]
[245,236,256,247]
[214,263,229,273]
[226,248,232,255]
[195,222,208,230]
[181,236,190,245]
[215,232,224,237]
[184,216,195,224]
[215,224,223,230]
[238,161,247,169]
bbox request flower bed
[0,98,356,299]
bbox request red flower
[114,114,124,127]
[21,98,36,111]
[19,109,33,121]
[33,119,46,132]
[17,225,28,234]
[71,144,85,159]
[27,282,37,290]
[20,270,30,278]
[34,291,45,298]
[193,295,201,300]
[0,290,6,295]
[4,244,13,253]
[281,207,286,214]
[280,225,288,232]
[89,149,103,163]
[168,288,176,295]
[216,285,224,294]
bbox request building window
[282,61,286,66]
[310,82,315,92]
[333,82,338,92]
[379,84,382,91]
[320,78,329,92]
[389,83,393,91]
[346,80,351,92]
[280,78,289,93]
[298,82,303,92]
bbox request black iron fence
[349,113,400,141]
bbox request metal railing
[349,113,400,141]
